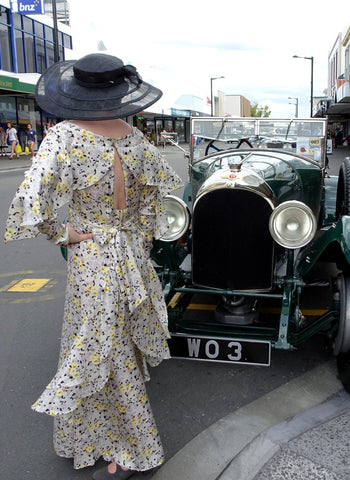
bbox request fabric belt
[91,224,148,314]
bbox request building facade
[315,24,350,145]
[0,0,72,144]
[221,93,251,117]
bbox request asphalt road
[0,146,349,480]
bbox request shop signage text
[11,0,45,15]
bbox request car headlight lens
[160,195,190,242]
[269,201,316,249]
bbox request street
[0,145,349,480]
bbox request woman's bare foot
[107,462,117,474]
[92,462,135,479]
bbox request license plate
[169,334,271,366]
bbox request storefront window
[34,106,42,143]
[175,119,185,142]
[156,120,163,145]
[17,97,37,144]
[164,119,173,131]
[0,96,16,127]
[17,98,36,124]
[185,120,190,143]
[145,120,155,133]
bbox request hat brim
[35,60,162,120]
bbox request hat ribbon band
[74,65,142,89]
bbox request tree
[250,103,271,117]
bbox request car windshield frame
[190,117,328,167]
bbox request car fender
[296,216,350,275]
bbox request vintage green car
[152,117,350,391]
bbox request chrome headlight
[269,200,316,249]
[160,195,190,242]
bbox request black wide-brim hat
[35,53,162,120]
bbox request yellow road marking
[0,269,66,279]
[0,294,59,305]
[8,278,51,292]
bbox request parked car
[151,117,350,391]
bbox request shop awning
[0,72,37,94]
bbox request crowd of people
[328,128,350,149]
[0,121,57,159]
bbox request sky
[66,0,350,118]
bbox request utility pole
[52,0,60,62]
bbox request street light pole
[288,96,299,118]
[292,55,314,117]
[210,76,224,116]
[52,0,60,63]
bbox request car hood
[193,150,323,216]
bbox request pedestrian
[25,123,37,158]
[335,129,343,148]
[0,126,7,156]
[160,128,167,148]
[4,122,19,159]
[4,53,182,480]
[43,122,50,138]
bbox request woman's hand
[67,222,93,244]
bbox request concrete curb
[150,361,343,480]
[218,390,350,480]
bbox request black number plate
[169,334,271,366]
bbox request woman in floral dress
[5,54,182,480]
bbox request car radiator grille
[192,188,274,290]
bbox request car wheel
[333,274,350,355]
[336,157,350,218]
[334,274,350,393]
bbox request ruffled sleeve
[116,130,183,243]
[4,127,73,244]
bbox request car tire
[336,157,350,218]
[335,158,350,271]
[334,273,350,393]
[333,274,350,355]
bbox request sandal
[92,466,136,480]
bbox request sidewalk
[327,145,350,175]
[0,152,33,172]
[145,361,350,480]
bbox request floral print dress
[4,121,182,470]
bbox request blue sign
[12,0,45,15]
[171,108,191,118]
